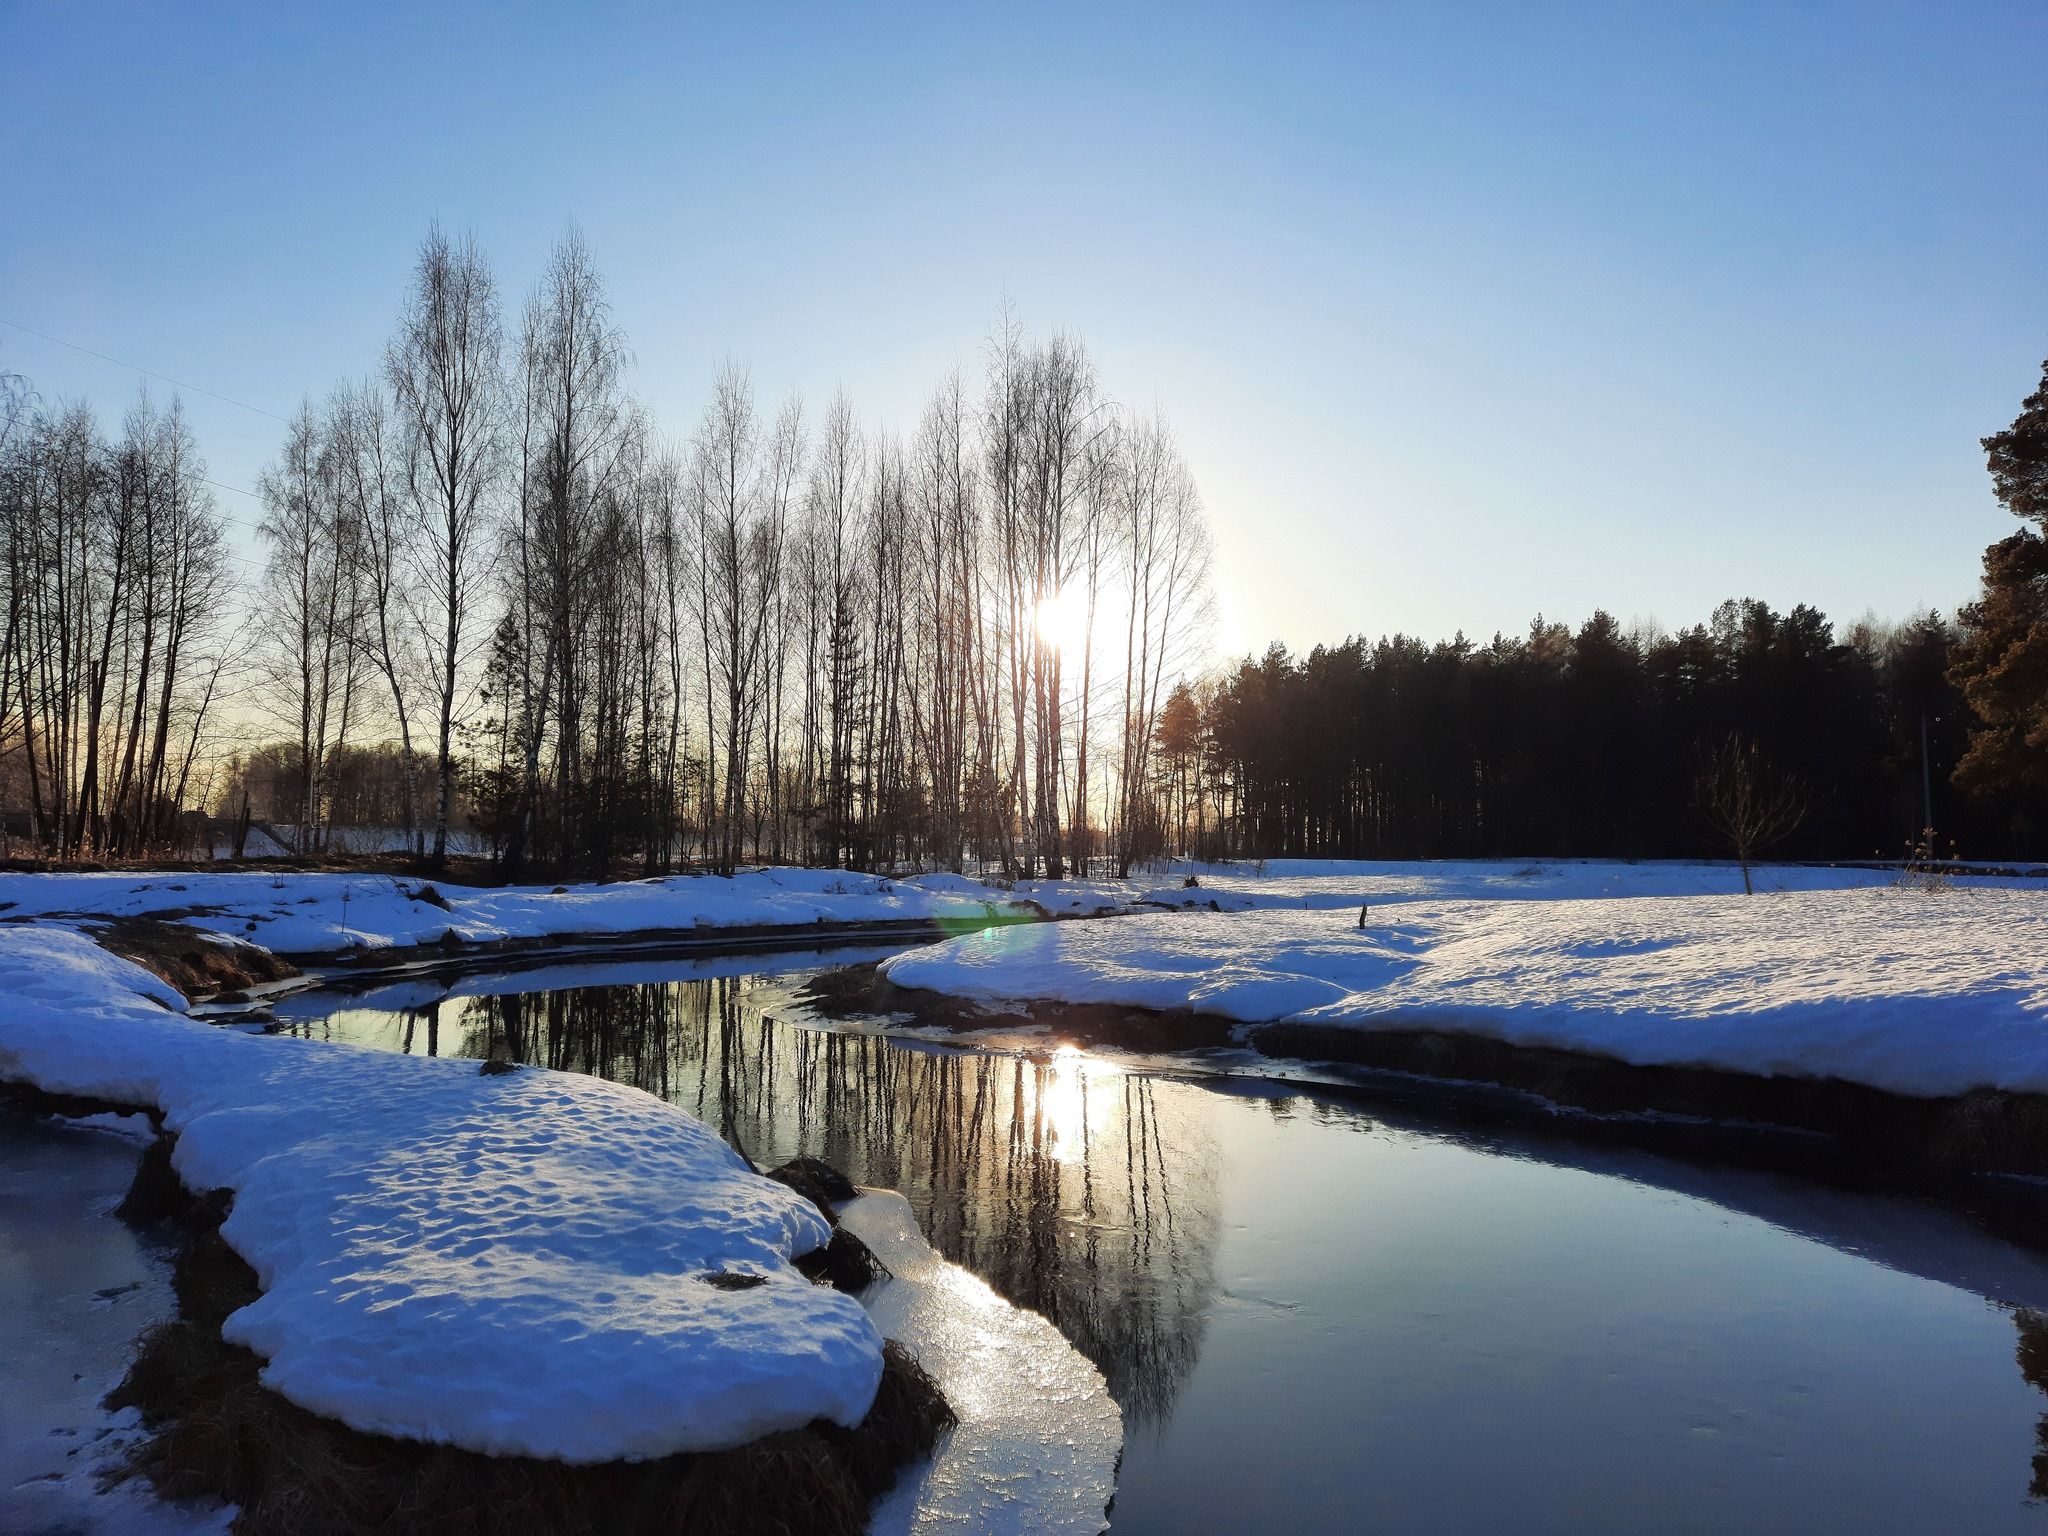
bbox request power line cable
[0,317,290,423]
[204,477,259,499]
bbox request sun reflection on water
[1042,1043,1118,1165]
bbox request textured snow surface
[842,1191,1121,1536]
[0,868,1034,956]
[0,928,883,1461]
[882,890,2048,1099]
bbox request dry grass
[88,915,301,1002]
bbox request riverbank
[0,868,1050,966]
[0,929,946,1532]
[833,888,2048,1204]
[93,1113,946,1536]
[21,903,2043,1535]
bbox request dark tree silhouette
[1951,358,2048,829]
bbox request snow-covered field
[0,868,1039,957]
[882,888,2048,1100]
[4,857,2031,961]
[1130,855,2045,909]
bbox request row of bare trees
[429,235,1217,878]
[0,226,1216,873]
[0,382,237,857]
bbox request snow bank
[880,890,2048,1099]
[842,1191,1121,1536]
[0,868,1034,957]
[0,927,883,1461]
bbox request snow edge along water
[0,926,882,1462]
[878,890,2048,1102]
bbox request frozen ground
[0,926,881,1461]
[882,888,2048,1099]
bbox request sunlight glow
[1034,590,1090,656]
[1041,1043,1118,1165]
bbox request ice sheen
[0,927,883,1462]
[843,1192,1121,1536]
[881,890,2048,1099]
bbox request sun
[1034,589,1089,654]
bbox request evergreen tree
[1951,359,2048,816]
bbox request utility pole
[1920,714,1934,849]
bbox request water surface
[262,959,2048,1534]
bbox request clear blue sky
[4,2,2045,656]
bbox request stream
[11,946,2048,1533]
[268,950,2048,1534]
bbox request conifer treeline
[1161,601,2044,863]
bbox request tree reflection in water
[442,976,1219,1429]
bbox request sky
[4,1,2046,660]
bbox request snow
[3,858,2019,962]
[0,867,1038,957]
[880,889,2048,1100]
[0,926,885,1462]
[1123,856,2045,911]
[843,1191,1121,1536]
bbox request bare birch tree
[387,224,504,870]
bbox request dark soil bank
[87,916,301,1002]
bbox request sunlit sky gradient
[5,3,2046,658]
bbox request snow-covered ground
[1128,856,2046,910]
[0,868,1039,957]
[881,888,2048,1100]
[5,857,2030,961]
[0,926,880,1461]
